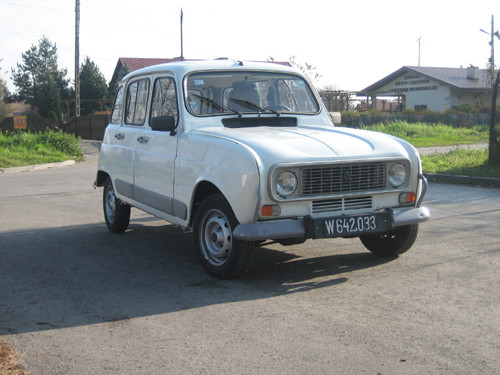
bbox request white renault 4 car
[95,60,430,278]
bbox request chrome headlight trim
[388,163,406,187]
[275,170,298,198]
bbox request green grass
[361,121,489,147]
[361,121,499,179]
[0,130,83,168]
[421,149,500,178]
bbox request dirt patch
[0,339,30,375]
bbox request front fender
[175,133,263,224]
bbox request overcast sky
[1,0,499,93]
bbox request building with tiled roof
[109,57,184,93]
[359,66,495,112]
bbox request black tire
[193,194,253,279]
[360,223,419,257]
[103,177,130,233]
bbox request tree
[80,57,110,115]
[268,55,322,86]
[487,30,500,166]
[0,61,10,121]
[288,55,322,86]
[489,70,500,166]
[11,36,70,118]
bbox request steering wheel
[266,104,291,112]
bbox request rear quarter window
[110,86,124,124]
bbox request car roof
[120,59,299,83]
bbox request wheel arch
[95,170,110,187]
[189,180,223,227]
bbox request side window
[150,77,178,123]
[125,79,150,125]
[110,86,124,124]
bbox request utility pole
[180,8,184,61]
[480,15,495,87]
[75,0,80,117]
[417,37,421,66]
[489,15,495,87]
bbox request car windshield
[185,71,320,116]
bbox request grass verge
[0,131,83,168]
[361,121,489,147]
[421,149,500,178]
[361,121,499,180]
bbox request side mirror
[150,116,177,135]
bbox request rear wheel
[103,177,130,233]
[193,194,253,278]
[360,224,419,256]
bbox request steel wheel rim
[200,208,232,266]
[105,186,116,222]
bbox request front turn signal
[399,192,416,205]
[261,205,281,217]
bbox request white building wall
[406,85,450,112]
[449,89,489,108]
[371,71,488,112]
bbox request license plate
[311,211,394,239]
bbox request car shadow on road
[0,220,396,335]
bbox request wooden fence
[62,115,109,140]
[0,114,59,133]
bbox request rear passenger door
[133,76,186,221]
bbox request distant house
[359,66,495,112]
[109,57,291,94]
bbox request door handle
[115,133,125,140]
[137,136,149,144]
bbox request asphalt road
[0,149,499,375]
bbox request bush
[38,131,82,155]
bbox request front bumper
[234,174,430,241]
[233,206,430,241]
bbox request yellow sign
[13,115,27,129]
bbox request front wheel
[360,224,419,257]
[103,177,130,233]
[193,194,253,279]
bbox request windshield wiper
[192,94,240,115]
[229,98,280,116]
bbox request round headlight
[276,171,298,197]
[389,163,406,187]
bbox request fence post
[89,116,93,139]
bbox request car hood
[195,125,414,163]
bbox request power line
[0,1,72,12]
[0,26,71,41]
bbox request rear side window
[150,77,178,124]
[110,86,123,124]
[125,79,150,125]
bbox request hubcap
[201,209,232,266]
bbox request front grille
[312,196,373,214]
[301,163,386,196]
